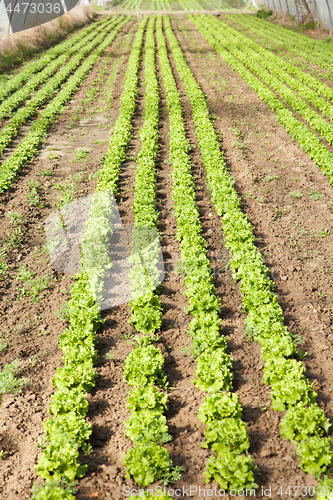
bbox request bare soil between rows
[0,14,333,500]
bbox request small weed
[104,351,118,361]
[319,228,330,238]
[7,227,23,247]
[289,191,302,199]
[47,152,60,161]
[120,331,135,340]
[274,206,289,218]
[6,211,25,226]
[265,175,279,181]
[70,149,90,164]
[73,171,84,182]
[30,275,53,302]
[28,179,39,190]
[0,260,8,278]
[16,265,35,282]
[0,334,9,352]
[88,171,101,181]
[160,466,185,486]
[26,180,40,206]
[40,170,53,176]
[180,345,192,354]
[92,140,106,146]
[28,355,37,367]
[317,292,327,300]
[233,140,245,151]
[0,245,8,259]
[26,191,40,206]
[257,196,264,206]
[309,189,324,200]
[0,360,29,402]
[16,269,52,302]
[246,192,253,198]
[53,182,67,191]
[66,113,80,129]
[54,302,69,322]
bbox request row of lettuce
[159,15,257,490]
[123,16,172,486]
[0,17,116,156]
[0,20,102,103]
[30,17,134,500]
[108,16,175,488]
[176,13,333,496]
[228,13,333,72]
[0,17,110,122]
[212,17,333,140]
[0,16,130,194]
[225,15,333,111]
[191,14,333,186]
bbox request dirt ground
[0,13,333,500]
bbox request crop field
[1,8,333,500]
[117,0,238,12]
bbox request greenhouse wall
[263,0,333,32]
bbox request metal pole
[277,0,283,16]
[323,0,333,34]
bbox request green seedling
[54,302,69,322]
[26,191,39,206]
[0,334,9,352]
[6,211,25,226]
[289,191,302,199]
[16,264,35,282]
[319,228,330,238]
[47,152,60,161]
[28,179,39,190]
[0,360,29,402]
[7,227,23,247]
[28,355,37,367]
[265,175,279,181]
[310,189,324,200]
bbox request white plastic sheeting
[263,0,333,32]
[244,0,258,8]
[0,0,85,34]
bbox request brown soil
[1,13,333,500]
